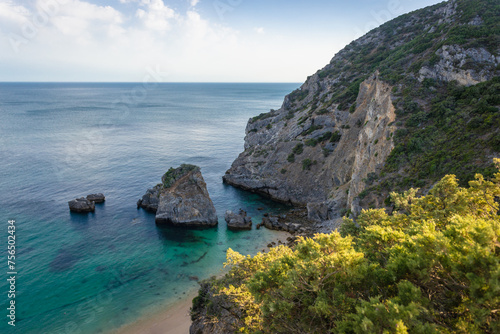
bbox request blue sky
[0,0,444,82]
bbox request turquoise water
[0,83,299,334]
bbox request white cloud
[0,0,340,82]
[0,0,30,27]
[135,0,176,32]
[254,27,265,34]
[190,0,200,7]
[42,0,123,47]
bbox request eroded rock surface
[139,165,218,227]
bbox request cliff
[224,0,499,223]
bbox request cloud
[190,0,200,7]
[254,27,265,34]
[48,0,123,37]
[0,0,338,82]
[0,0,30,28]
[135,0,177,32]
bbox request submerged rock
[139,164,218,227]
[68,197,95,213]
[87,193,105,203]
[225,209,252,231]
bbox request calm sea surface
[0,82,300,334]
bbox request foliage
[302,158,316,170]
[202,164,500,333]
[161,164,198,188]
[305,138,318,147]
[330,131,342,143]
[289,89,309,103]
[292,143,304,155]
[250,109,277,123]
[385,77,500,190]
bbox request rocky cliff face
[223,72,396,223]
[223,0,499,223]
[419,44,500,86]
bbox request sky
[0,0,445,82]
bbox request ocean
[0,82,300,334]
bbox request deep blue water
[0,82,300,334]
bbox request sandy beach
[112,231,291,334]
[113,290,197,334]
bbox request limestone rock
[307,202,329,222]
[86,193,105,203]
[68,197,95,213]
[139,164,218,227]
[223,72,396,217]
[225,210,252,230]
[137,185,161,213]
[190,282,240,334]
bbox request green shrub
[302,159,316,170]
[349,102,357,113]
[305,138,318,147]
[206,164,500,333]
[292,143,304,155]
[330,131,342,143]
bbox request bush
[330,131,342,143]
[287,154,295,163]
[205,162,500,333]
[305,138,318,147]
[302,159,316,170]
[292,143,304,155]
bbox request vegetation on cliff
[161,164,199,189]
[193,161,500,333]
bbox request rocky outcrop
[87,193,105,203]
[419,44,499,86]
[223,72,396,219]
[346,74,396,215]
[225,210,252,230]
[256,209,315,235]
[68,198,95,213]
[137,185,161,212]
[190,282,240,334]
[139,165,218,227]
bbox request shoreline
[111,288,198,334]
[110,231,292,334]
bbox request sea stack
[138,164,218,227]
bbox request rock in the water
[139,164,218,227]
[137,185,161,213]
[225,209,252,231]
[68,197,95,213]
[87,193,105,203]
